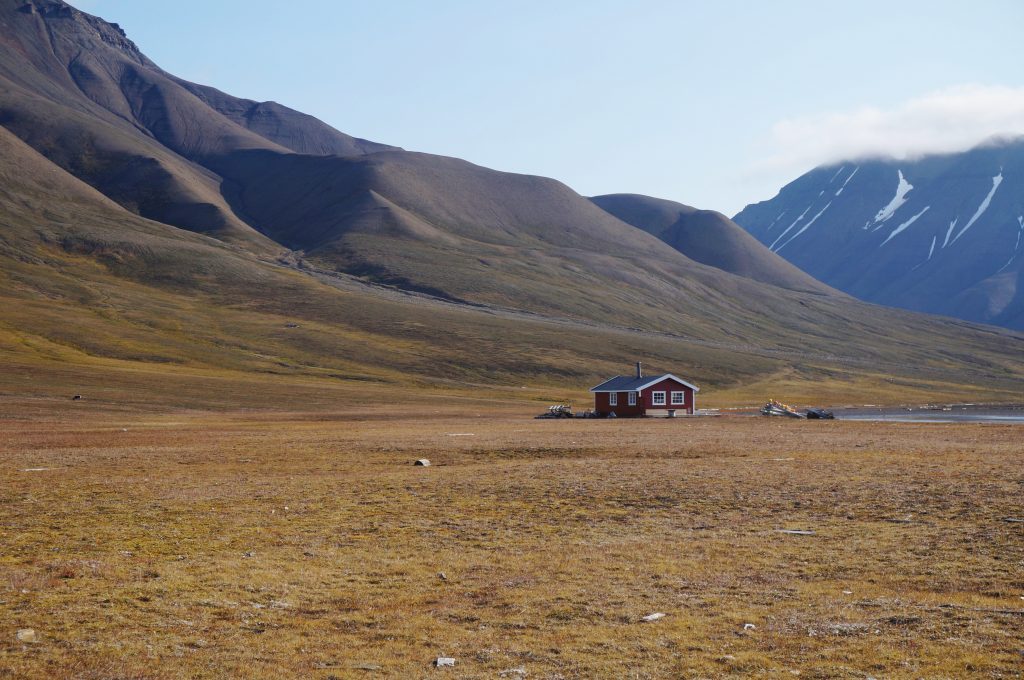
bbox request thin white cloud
[751,84,1024,177]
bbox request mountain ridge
[734,139,1024,329]
[590,193,835,294]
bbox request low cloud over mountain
[751,85,1024,181]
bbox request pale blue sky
[77,1,1024,215]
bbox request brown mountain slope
[0,123,821,404]
[0,124,275,292]
[0,122,761,392]
[1,0,283,158]
[0,0,278,248]
[172,78,398,157]
[0,0,839,328]
[0,0,392,251]
[0,83,280,249]
[591,193,832,294]
[210,147,851,330]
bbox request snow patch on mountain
[952,171,1003,244]
[942,217,959,248]
[770,204,813,250]
[881,206,930,246]
[829,166,846,183]
[835,167,858,196]
[775,201,833,253]
[868,170,913,229]
[767,210,788,231]
[927,235,937,261]
[999,216,1024,272]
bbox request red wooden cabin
[590,363,699,417]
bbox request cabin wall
[593,391,644,417]
[640,379,695,415]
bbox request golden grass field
[2,394,1022,679]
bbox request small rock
[415,459,431,467]
[243,551,255,558]
[434,656,456,667]
[351,663,381,671]
[641,612,666,622]
[842,590,853,595]
[743,623,756,630]
[775,529,816,535]
[16,629,37,643]
[499,668,527,678]
[829,622,869,635]
[438,572,448,581]
[71,394,83,401]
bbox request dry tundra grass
[1,400,1022,678]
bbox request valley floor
[1,401,1022,678]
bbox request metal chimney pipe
[636,361,642,379]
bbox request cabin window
[671,391,685,405]
[609,392,618,406]
[628,392,637,406]
[652,391,666,406]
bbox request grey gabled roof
[590,373,699,393]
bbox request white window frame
[608,392,618,406]
[628,392,637,406]
[671,391,685,405]
[652,391,666,406]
